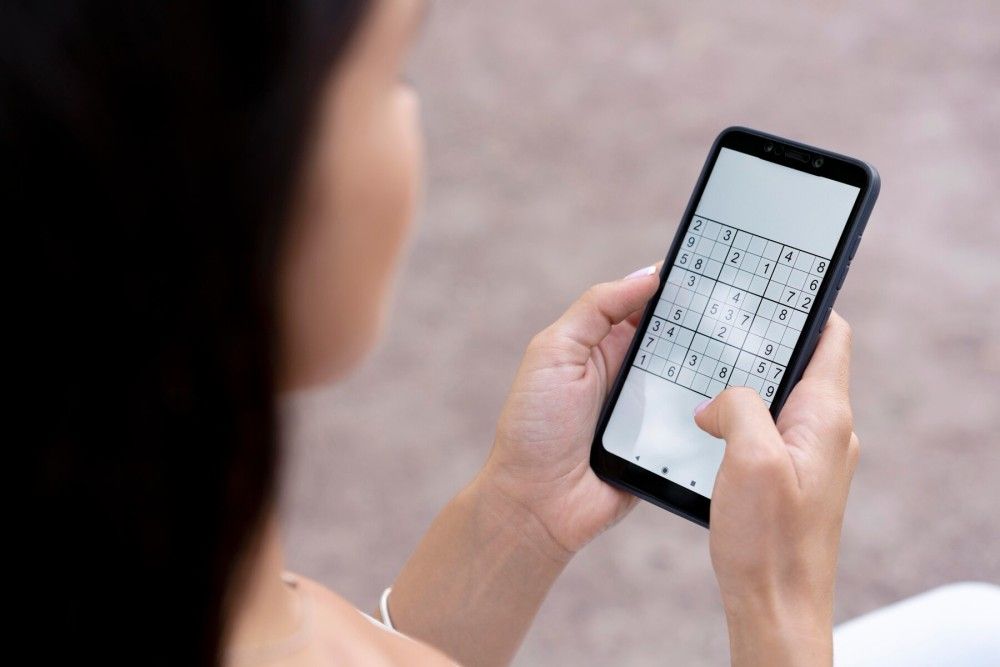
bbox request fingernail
[693,399,711,417]
[624,265,657,280]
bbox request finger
[625,262,664,328]
[694,387,785,461]
[548,271,658,350]
[800,310,852,399]
[599,320,641,384]
[777,311,854,454]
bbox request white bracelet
[379,586,396,630]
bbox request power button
[848,235,862,260]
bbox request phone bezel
[590,126,880,528]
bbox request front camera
[812,157,824,168]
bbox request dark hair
[3,1,368,664]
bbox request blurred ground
[282,1,1000,664]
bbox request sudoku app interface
[603,148,860,498]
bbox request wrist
[387,469,572,665]
[722,590,833,667]
[470,468,575,567]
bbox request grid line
[634,216,830,404]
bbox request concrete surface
[282,1,1000,664]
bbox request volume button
[835,262,850,290]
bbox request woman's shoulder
[274,573,457,667]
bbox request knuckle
[723,386,759,405]
[835,403,855,439]
[529,327,556,350]
[816,395,853,441]
[833,397,854,425]
[847,432,861,468]
[582,283,605,303]
[830,311,853,343]
[841,319,853,347]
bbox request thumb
[547,266,659,350]
[694,387,785,462]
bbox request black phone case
[590,126,881,528]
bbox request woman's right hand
[694,311,859,667]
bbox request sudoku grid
[632,215,830,405]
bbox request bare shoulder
[267,573,458,667]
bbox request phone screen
[602,147,861,498]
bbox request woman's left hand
[481,265,661,558]
[389,265,660,664]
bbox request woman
[14,1,991,665]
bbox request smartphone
[590,127,879,527]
